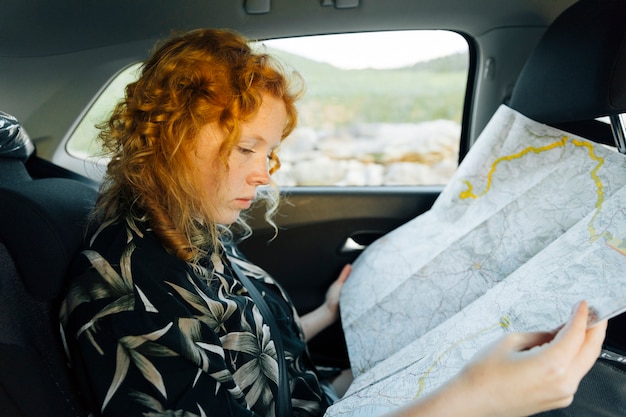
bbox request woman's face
[194,94,287,225]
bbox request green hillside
[268,48,468,128]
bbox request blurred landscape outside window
[66,30,469,186]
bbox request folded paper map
[326,105,626,417]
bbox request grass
[270,48,467,129]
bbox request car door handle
[339,231,385,254]
[340,236,368,253]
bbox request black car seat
[507,0,626,415]
[508,0,626,153]
[0,112,97,417]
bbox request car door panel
[239,186,441,367]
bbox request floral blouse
[60,216,326,417]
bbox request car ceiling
[3,0,577,57]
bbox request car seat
[508,0,626,154]
[0,112,97,417]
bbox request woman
[60,28,606,417]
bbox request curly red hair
[95,28,302,262]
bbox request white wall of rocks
[274,119,460,186]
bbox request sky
[263,30,468,70]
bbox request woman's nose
[249,157,271,186]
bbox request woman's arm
[385,300,607,417]
[300,264,351,341]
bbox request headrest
[0,111,35,162]
[509,0,626,124]
[0,178,97,301]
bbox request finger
[507,330,556,352]
[568,319,607,378]
[588,318,608,335]
[337,264,351,283]
[553,301,588,343]
[544,301,590,361]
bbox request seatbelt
[229,259,293,417]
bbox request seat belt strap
[229,259,293,417]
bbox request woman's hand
[300,264,351,341]
[460,300,607,417]
[322,263,351,320]
[390,301,607,417]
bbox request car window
[66,30,469,186]
[66,63,142,164]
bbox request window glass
[66,31,469,186]
[66,63,142,163]
[262,31,468,186]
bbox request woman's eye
[237,146,254,154]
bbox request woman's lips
[234,198,253,209]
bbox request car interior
[1,0,625,416]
